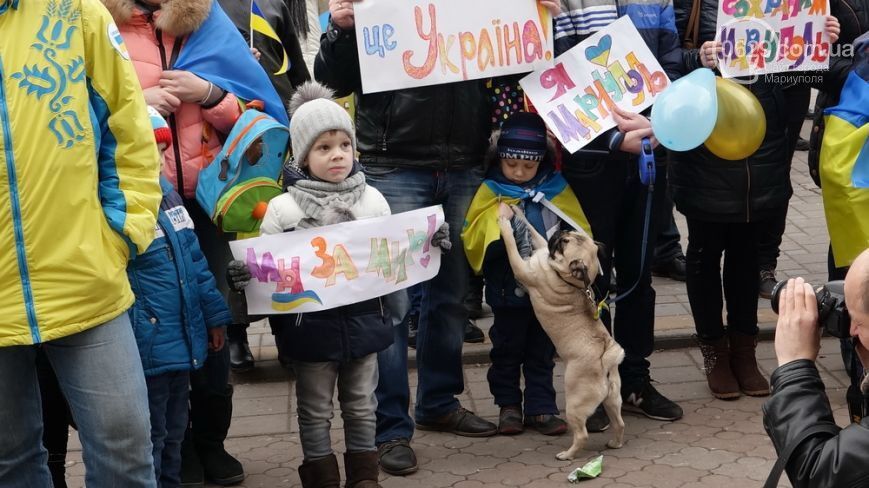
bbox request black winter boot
[192,384,245,485]
[180,431,205,487]
[344,451,381,488]
[298,454,341,488]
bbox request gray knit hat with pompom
[288,82,356,167]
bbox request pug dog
[497,203,624,461]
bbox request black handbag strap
[764,424,840,488]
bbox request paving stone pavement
[61,119,845,486]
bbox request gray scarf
[286,171,367,228]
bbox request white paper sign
[520,17,670,154]
[230,206,445,314]
[353,0,554,93]
[715,0,831,78]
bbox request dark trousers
[654,191,683,264]
[146,371,190,487]
[686,219,765,341]
[758,86,810,270]
[37,349,74,488]
[562,157,668,389]
[487,306,557,416]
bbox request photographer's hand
[775,277,821,366]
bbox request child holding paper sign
[227,82,450,487]
[463,112,593,436]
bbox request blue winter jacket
[127,179,231,376]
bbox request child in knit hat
[462,111,592,437]
[126,107,231,486]
[226,82,449,487]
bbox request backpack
[195,108,288,233]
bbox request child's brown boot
[344,451,382,488]
[298,454,340,488]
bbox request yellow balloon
[704,78,766,161]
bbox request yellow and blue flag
[172,1,288,125]
[251,0,289,76]
[462,173,592,274]
[821,33,869,268]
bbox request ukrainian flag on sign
[251,0,289,75]
[821,33,869,268]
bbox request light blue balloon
[651,68,718,152]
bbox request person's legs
[365,167,431,447]
[724,221,769,396]
[46,314,156,487]
[337,354,379,454]
[0,345,52,487]
[521,311,558,417]
[686,219,740,399]
[293,361,339,460]
[37,348,72,488]
[162,371,191,487]
[487,306,528,409]
[147,373,172,484]
[651,192,686,282]
[188,345,243,485]
[611,164,681,420]
[414,166,487,420]
[685,219,727,342]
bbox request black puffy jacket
[670,0,791,223]
[314,22,490,169]
[270,297,393,363]
[763,360,869,488]
[807,0,869,186]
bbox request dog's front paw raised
[556,451,574,461]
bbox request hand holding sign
[330,0,362,30]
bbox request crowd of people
[0,0,867,487]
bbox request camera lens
[770,280,788,314]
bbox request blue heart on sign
[585,35,613,67]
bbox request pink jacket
[107,0,242,198]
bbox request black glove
[226,260,251,292]
[430,222,452,252]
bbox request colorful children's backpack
[196,108,288,233]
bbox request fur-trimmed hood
[102,0,212,36]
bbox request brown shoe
[524,414,568,436]
[344,451,381,488]
[697,336,741,400]
[416,407,497,437]
[298,454,340,488]
[498,405,524,435]
[729,330,770,396]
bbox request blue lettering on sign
[363,24,397,58]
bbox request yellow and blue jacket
[0,0,161,346]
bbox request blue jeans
[0,314,156,487]
[366,166,483,443]
[147,371,190,488]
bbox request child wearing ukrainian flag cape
[462,112,592,436]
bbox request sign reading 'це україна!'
[353,0,554,93]
[229,207,444,315]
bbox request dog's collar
[559,275,609,321]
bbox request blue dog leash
[594,138,656,320]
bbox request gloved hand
[430,222,452,252]
[226,260,252,292]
